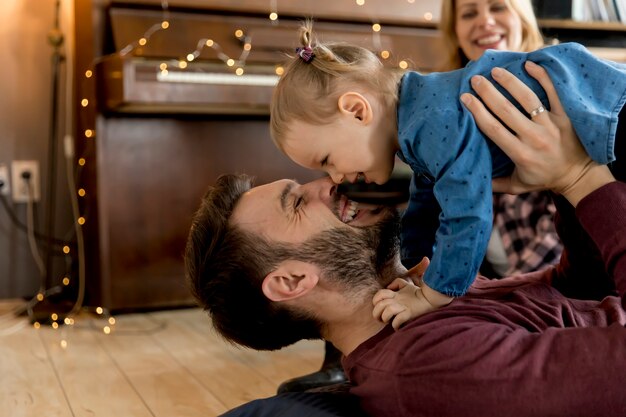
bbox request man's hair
[185,174,322,351]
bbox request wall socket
[11,160,41,203]
[0,164,9,196]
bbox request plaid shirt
[493,192,563,276]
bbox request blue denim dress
[397,42,626,296]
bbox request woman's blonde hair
[439,0,544,70]
[269,20,402,148]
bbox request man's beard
[294,208,401,291]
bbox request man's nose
[302,176,337,205]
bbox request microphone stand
[44,0,64,290]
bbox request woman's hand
[461,61,614,206]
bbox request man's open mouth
[336,194,383,224]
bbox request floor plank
[0,304,72,417]
[0,301,325,417]
[96,313,228,416]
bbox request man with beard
[185,68,626,416]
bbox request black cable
[0,193,73,248]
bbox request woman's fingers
[461,92,522,159]
[524,61,566,117]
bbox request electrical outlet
[11,160,41,203]
[0,163,9,196]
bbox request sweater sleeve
[576,181,626,306]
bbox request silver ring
[529,105,546,118]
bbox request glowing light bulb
[108,317,116,325]
[78,158,86,166]
[381,50,390,59]
[243,43,251,51]
[52,322,59,329]
[159,63,167,71]
[51,313,58,321]
[138,38,147,46]
[161,21,169,29]
[269,12,278,21]
[63,246,70,254]
[84,129,93,138]
[63,277,70,286]
[234,29,244,38]
[424,12,433,21]
[372,23,381,32]
[275,66,284,75]
[399,60,409,69]
[356,0,365,5]
[205,39,214,47]
[179,61,187,69]
[85,70,93,78]
[96,307,103,315]
[60,340,68,349]
[78,217,86,225]
[226,59,235,67]
[78,188,86,197]
[103,326,111,334]
[81,98,89,107]
[33,322,41,329]
[186,53,195,61]
[235,68,244,75]
[36,293,44,301]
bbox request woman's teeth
[477,34,502,45]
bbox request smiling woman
[439,0,544,70]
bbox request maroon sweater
[343,182,626,417]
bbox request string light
[96,307,103,315]
[84,129,93,138]
[356,0,365,5]
[275,66,284,75]
[372,23,381,32]
[84,70,92,78]
[399,60,409,69]
[63,246,70,254]
[77,217,85,225]
[80,98,88,107]
[269,12,278,21]
[62,276,70,285]
[78,158,85,166]
[381,50,390,59]
[33,322,41,329]
[77,188,86,197]
[424,12,433,21]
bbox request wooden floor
[0,300,324,417]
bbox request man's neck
[323,299,388,356]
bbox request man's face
[231,176,390,244]
[231,176,401,286]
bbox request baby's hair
[270,20,403,149]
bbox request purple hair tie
[296,46,314,63]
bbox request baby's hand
[372,278,437,330]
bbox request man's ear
[337,92,373,124]
[262,260,320,302]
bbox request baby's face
[282,118,396,185]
